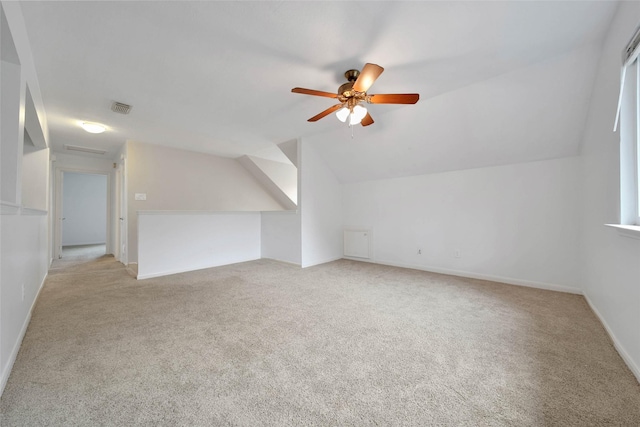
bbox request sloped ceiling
[19,1,617,182]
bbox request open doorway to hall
[61,172,108,259]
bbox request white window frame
[611,24,640,236]
[635,82,640,226]
[630,61,640,226]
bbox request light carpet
[61,244,106,259]
[1,255,639,426]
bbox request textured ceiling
[19,1,617,182]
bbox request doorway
[56,171,109,259]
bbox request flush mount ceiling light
[80,121,106,134]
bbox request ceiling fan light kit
[336,106,351,122]
[291,63,419,129]
[336,103,368,125]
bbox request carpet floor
[1,255,639,426]
[61,244,106,259]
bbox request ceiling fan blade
[308,104,343,122]
[368,93,420,104]
[353,63,384,93]
[292,87,338,98]
[361,112,374,127]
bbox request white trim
[21,207,47,216]
[125,262,137,278]
[261,210,300,215]
[0,271,47,397]
[0,203,47,216]
[301,256,343,269]
[356,258,583,295]
[583,293,640,383]
[262,257,301,267]
[344,256,376,262]
[117,156,127,266]
[0,201,21,215]
[137,210,263,216]
[615,23,640,130]
[136,258,260,280]
[138,258,303,279]
[605,224,640,240]
[53,166,114,260]
[615,65,627,132]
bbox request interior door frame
[116,156,127,265]
[53,167,113,260]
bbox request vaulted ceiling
[19,1,617,182]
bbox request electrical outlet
[454,249,461,259]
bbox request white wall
[137,212,261,279]
[343,157,582,293]
[259,141,301,265]
[0,213,48,392]
[1,59,22,204]
[21,143,49,211]
[134,141,311,272]
[261,211,301,265]
[62,172,107,246]
[246,155,297,204]
[300,141,343,268]
[125,142,285,264]
[578,1,640,381]
[0,1,50,396]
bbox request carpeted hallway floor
[61,244,106,259]
[1,255,639,426]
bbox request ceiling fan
[291,63,419,127]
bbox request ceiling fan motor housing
[338,81,355,97]
[338,69,362,98]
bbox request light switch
[135,193,147,201]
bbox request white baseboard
[263,257,301,267]
[136,258,261,280]
[301,256,343,268]
[0,272,48,397]
[358,258,583,295]
[125,262,138,278]
[583,293,640,383]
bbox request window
[615,25,640,227]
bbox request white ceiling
[19,1,617,182]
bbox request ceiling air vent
[111,101,132,114]
[64,144,106,155]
